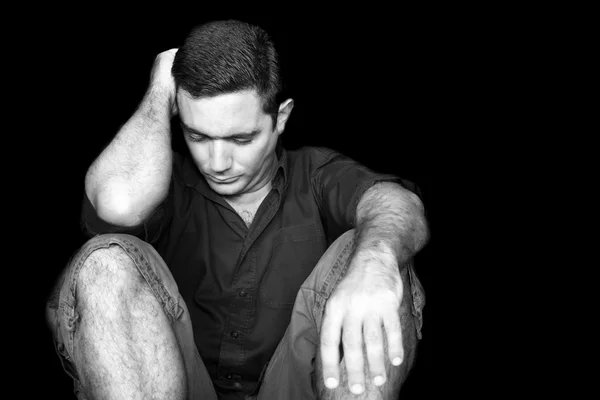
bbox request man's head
[172,20,293,198]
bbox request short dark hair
[172,19,282,125]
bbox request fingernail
[374,375,386,386]
[351,384,364,394]
[392,357,402,366]
[326,377,338,388]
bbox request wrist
[143,82,176,119]
[353,244,397,271]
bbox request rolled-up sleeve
[310,147,419,242]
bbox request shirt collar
[272,141,288,191]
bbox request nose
[209,140,232,173]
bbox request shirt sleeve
[310,147,421,242]
[80,178,173,245]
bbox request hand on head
[150,48,179,116]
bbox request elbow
[86,179,146,227]
[404,189,429,250]
[416,207,430,251]
[93,191,145,227]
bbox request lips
[207,175,239,184]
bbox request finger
[320,302,344,389]
[171,98,179,116]
[383,312,404,366]
[363,316,386,386]
[342,317,366,395]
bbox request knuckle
[345,360,364,375]
[320,335,339,347]
[342,334,361,350]
[326,294,345,310]
[366,348,385,364]
[364,330,381,345]
[385,315,402,332]
[379,290,401,307]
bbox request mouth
[206,175,240,184]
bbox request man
[46,19,428,400]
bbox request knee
[77,244,143,299]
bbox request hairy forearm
[354,181,429,270]
[85,84,173,227]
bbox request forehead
[177,89,268,134]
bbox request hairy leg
[73,245,186,400]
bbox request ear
[275,98,294,134]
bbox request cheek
[234,137,275,171]
[186,142,209,166]
[232,146,262,171]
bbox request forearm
[85,84,173,227]
[354,181,429,270]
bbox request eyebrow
[180,121,260,139]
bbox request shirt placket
[215,187,281,388]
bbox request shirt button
[231,331,238,338]
[239,290,247,297]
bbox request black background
[17,9,484,399]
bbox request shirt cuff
[348,174,406,226]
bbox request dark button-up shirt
[81,145,414,398]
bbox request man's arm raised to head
[84,49,178,227]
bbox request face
[177,89,292,198]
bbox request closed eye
[187,134,253,146]
[187,134,208,143]
[232,138,253,145]
[181,121,259,146]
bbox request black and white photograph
[22,10,462,399]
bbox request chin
[206,180,244,196]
